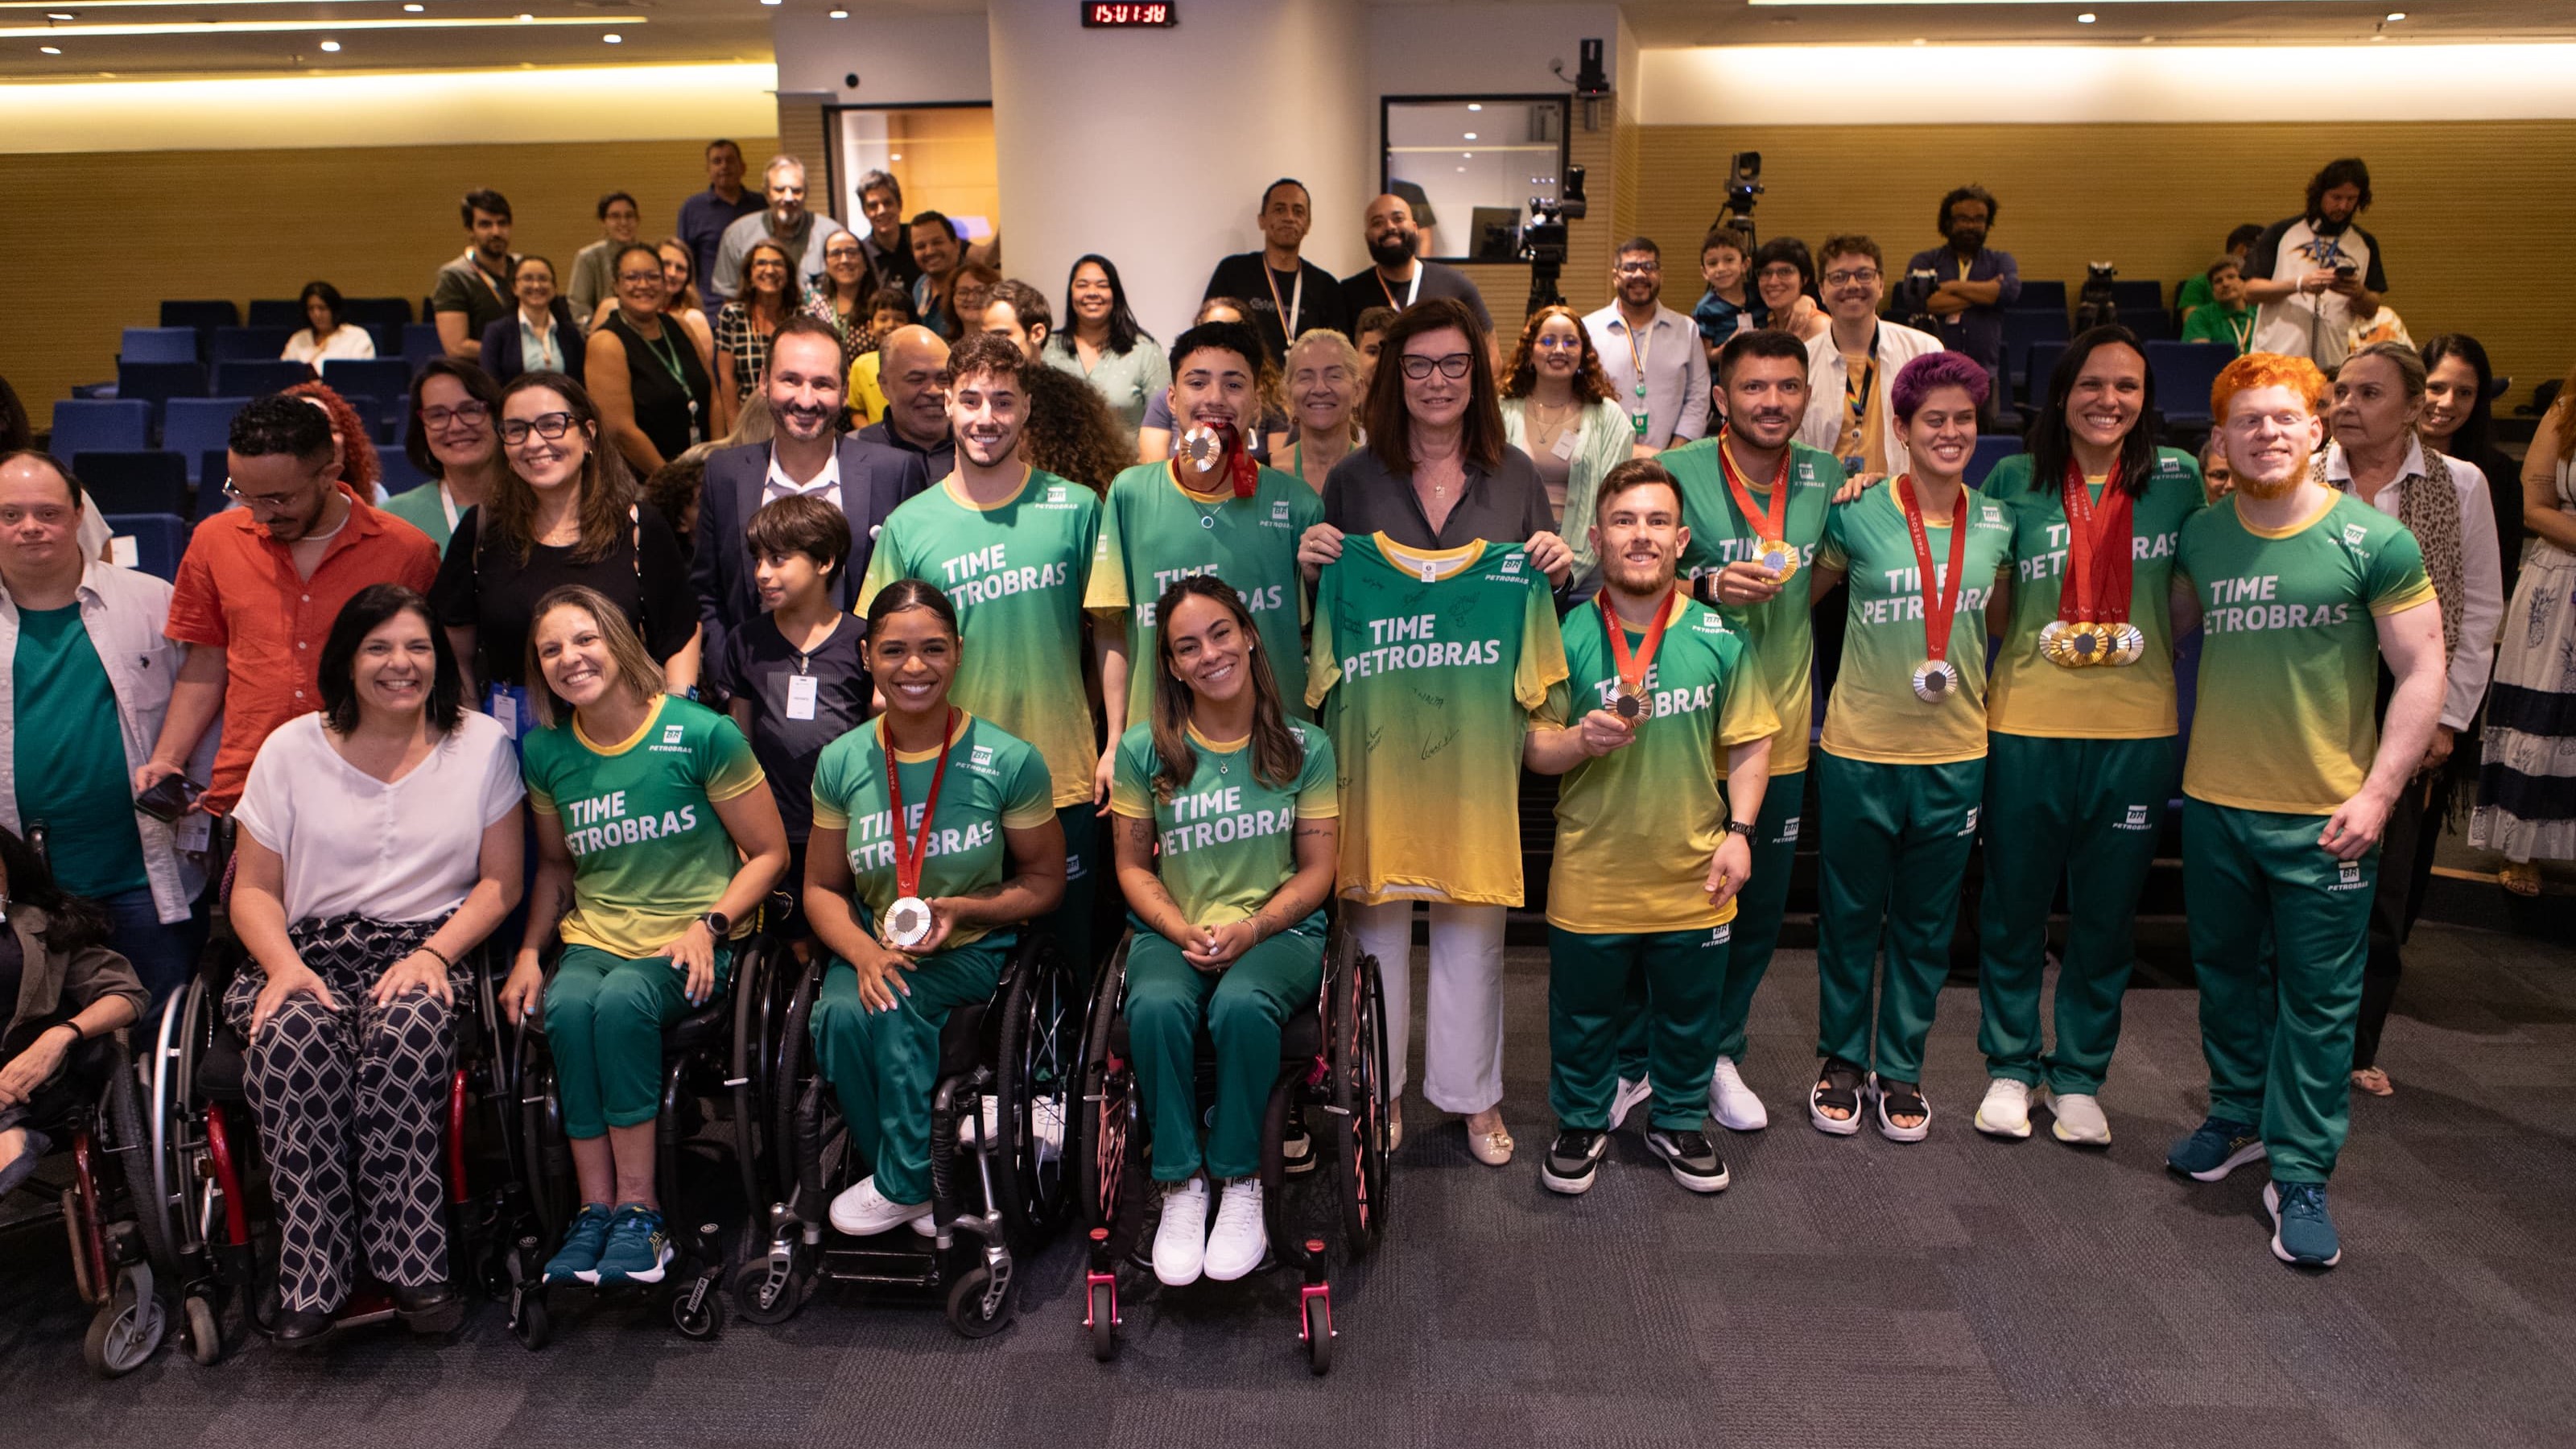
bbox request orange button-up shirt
[163,485,439,811]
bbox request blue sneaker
[543,1203,613,1284]
[2165,1117,2267,1182]
[594,1203,675,1284]
[2264,1181,2343,1268]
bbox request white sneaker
[1201,1178,1267,1282]
[2040,1088,2111,1146]
[1708,1057,1769,1132]
[1608,1075,1654,1131]
[910,1211,937,1237]
[1152,1177,1209,1287]
[829,1175,930,1237]
[1974,1078,2033,1140]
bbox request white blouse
[233,710,523,923]
[283,326,378,364]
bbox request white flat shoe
[1708,1056,1769,1133]
[1464,1119,1515,1166]
[2039,1087,2111,1146]
[1202,1179,1267,1282]
[829,1175,929,1237]
[1975,1078,2033,1140]
[1152,1177,1209,1287]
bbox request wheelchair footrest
[817,1242,945,1289]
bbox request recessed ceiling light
[890,151,902,160]
[1462,152,1472,159]
[1463,131,1477,140]
[1455,167,1466,173]
[515,12,532,20]
[403,2,421,10]
[2385,10,2405,19]
[2075,11,2095,22]
[39,42,60,51]
[601,31,618,40]
[46,11,76,19]
[1467,104,1481,112]
[316,36,336,47]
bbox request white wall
[1638,43,2576,126]
[1364,3,1629,108]
[770,10,992,104]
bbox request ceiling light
[889,151,902,159]
[46,10,73,17]
[1462,152,1472,159]
[515,11,531,19]
[601,31,617,40]
[2385,10,2405,19]
[1455,167,1466,172]
[402,2,420,9]
[1467,103,1481,111]
[1463,131,1477,139]
[316,36,336,47]
[2075,11,2095,21]
[1910,35,1925,43]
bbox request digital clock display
[1083,2,1174,26]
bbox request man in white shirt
[712,155,851,304]
[1794,234,1943,483]
[1583,237,1711,452]
[2244,158,2388,369]
[692,319,926,656]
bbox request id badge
[786,673,819,721]
[491,687,518,739]
[1630,410,1650,439]
[1551,431,1577,460]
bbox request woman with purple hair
[1800,351,2016,1142]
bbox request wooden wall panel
[0,135,776,418]
[1629,120,2576,401]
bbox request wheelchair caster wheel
[1300,1290,1333,1377]
[183,1293,224,1366]
[729,1253,806,1327]
[84,1275,166,1378]
[943,1264,1013,1339]
[1084,1278,1117,1363]
[671,1277,725,1341]
[511,1289,551,1352]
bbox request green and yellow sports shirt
[1108,718,1338,930]
[809,710,1056,949]
[1307,535,1567,906]
[1816,481,2016,766]
[2178,490,2435,815]
[1542,592,1778,935]
[1666,437,1842,776]
[1983,448,2205,740]
[524,694,766,960]
[1084,460,1324,727]
[857,467,1100,808]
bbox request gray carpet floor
[7,920,2574,1449]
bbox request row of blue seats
[2014,337,2234,428]
[1991,279,2182,317]
[52,390,430,486]
[114,325,446,380]
[160,297,420,331]
[79,357,415,437]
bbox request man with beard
[1525,458,1775,1198]
[2244,158,2388,368]
[857,326,956,481]
[1203,179,1349,365]
[1339,192,1491,340]
[907,213,967,339]
[431,188,518,362]
[2165,351,2444,1269]
[712,155,850,303]
[138,395,438,814]
[1583,236,1711,451]
[694,317,927,658]
[857,332,1105,971]
[1087,320,1327,800]
[1902,186,2021,422]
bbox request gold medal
[1754,538,1799,584]
[2067,621,2110,667]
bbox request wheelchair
[729,928,1080,1337]
[1076,922,1392,1374]
[140,820,538,1361]
[503,898,796,1346]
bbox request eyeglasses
[1823,268,1880,287]
[1399,353,1476,381]
[498,412,579,445]
[221,479,303,510]
[1616,262,1662,276]
[1757,266,1802,282]
[617,269,664,285]
[420,402,489,430]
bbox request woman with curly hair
[286,378,384,502]
[714,237,804,436]
[1499,304,1646,593]
[1018,358,1134,496]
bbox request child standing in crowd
[1691,225,1757,361]
[719,495,873,919]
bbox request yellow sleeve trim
[1002,802,1058,831]
[811,802,849,829]
[1107,799,1154,821]
[706,768,768,805]
[2368,581,2437,618]
[1295,801,1341,819]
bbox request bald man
[855,324,956,482]
[1339,192,1492,338]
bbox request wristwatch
[700,910,732,937]
[1724,819,1757,839]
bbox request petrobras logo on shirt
[1500,552,1526,576]
[1979,503,2004,527]
[663,723,686,745]
[2331,858,2367,891]
[971,744,995,769]
[2117,803,2153,832]
[1959,806,1980,837]
[1778,815,1802,844]
[1045,483,1071,506]
[2343,522,2368,549]
[1703,924,1732,947]
[1694,611,1730,635]
[651,721,691,753]
[1270,499,1294,526]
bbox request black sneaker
[1643,1127,1732,1193]
[1540,1129,1609,1195]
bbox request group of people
[4,148,2574,1344]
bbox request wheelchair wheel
[1075,942,1144,1261]
[772,958,822,1212]
[83,1268,165,1378]
[669,1273,725,1341]
[992,936,1077,1241]
[102,1045,179,1276]
[1330,932,1392,1258]
[182,1291,223,1367]
[727,1249,809,1327]
[512,1286,551,1352]
[1086,1278,1117,1362]
[943,1262,1013,1339]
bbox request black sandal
[1810,1059,1864,1137]
[1872,1075,1930,1142]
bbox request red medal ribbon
[1897,474,1970,665]
[1220,423,1258,498]
[1716,431,1791,546]
[1598,587,1678,705]
[2058,459,2136,625]
[881,707,958,901]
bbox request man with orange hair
[2163,353,2445,1269]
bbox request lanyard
[1621,317,1653,436]
[1844,356,1875,432]
[1598,587,1678,719]
[881,708,958,902]
[1263,263,1304,341]
[1375,266,1421,312]
[1897,474,1969,666]
[2059,459,2136,625]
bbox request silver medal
[883,895,934,950]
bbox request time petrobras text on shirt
[1336,610,1507,682]
[2201,574,2358,634]
[2013,524,2181,584]
[936,540,1075,607]
[558,790,703,856]
[1137,564,1288,627]
[1852,568,1998,625]
[846,798,999,873]
[1158,782,1298,857]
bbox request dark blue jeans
[101,885,206,1013]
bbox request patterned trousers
[222,915,464,1314]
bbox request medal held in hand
[2049,459,2140,670]
[1718,431,1799,585]
[1599,586,1678,720]
[1897,474,1969,706]
[878,707,957,952]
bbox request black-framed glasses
[499,412,578,445]
[1398,353,1476,382]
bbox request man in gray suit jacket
[692,318,927,658]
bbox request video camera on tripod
[1521,163,1587,313]
[1719,151,1763,246]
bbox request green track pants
[1976,733,2176,1095]
[1553,927,1732,1132]
[1125,923,1324,1182]
[807,939,1010,1206]
[2182,799,2374,1184]
[1612,768,1804,1081]
[1814,750,1984,1084]
[546,943,731,1139]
